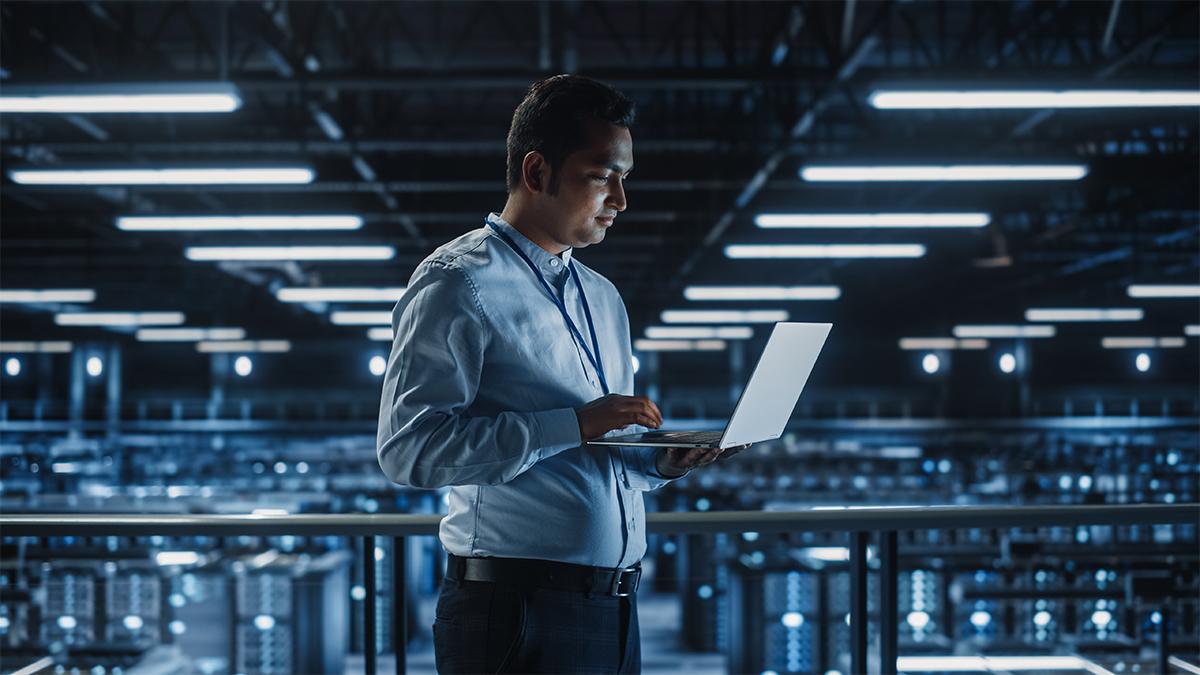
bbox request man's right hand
[575,394,663,441]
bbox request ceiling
[1,0,1197,387]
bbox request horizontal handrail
[1,503,1194,537]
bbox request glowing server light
[367,327,394,341]
[10,166,315,185]
[1127,284,1200,298]
[725,244,925,259]
[118,215,362,231]
[86,356,104,377]
[185,246,394,262]
[631,355,640,374]
[4,357,21,377]
[998,353,1017,374]
[1101,337,1186,349]
[330,311,392,326]
[898,338,988,350]
[661,310,788,324]
[369,355,387,376]
[755,213,990,228]
[1186,325,1200,336]
[683,286,841,301]
[234,356,254,377]
[0,289,96,303]
[869,89,1200,109]
[0,341,73,353]
[1025,308,1143,322]
[196,340,291,353]
[645,326,754,339]
[0,82,243,113]
[952,325,1055,338]
[1135,353,1152,372]
[276,287,406,303]
[800,164,1088,182]
[155,551,201,566]
[136,328,245,342]
[921,353,941,374]
[56,312,185,327]
[633,339,727,352]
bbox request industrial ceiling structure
[1,1,1197,397]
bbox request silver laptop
[588,322,832,450]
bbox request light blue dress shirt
[377,212,684,569]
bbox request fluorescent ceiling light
[1186,325,1200,336]
[952,324,1055,338]
[367,327,394,341]
[10,166,315,185]
[633,339,727,351]
[755,213,989,228]
[645,326,754,339]
[800,164,1088,182]
[869,89,1200,109]
[155,551,202,566]
[684,286,841,301]
[0,341,73,353]
[1127,284,1200,298]
[55,312,184,327]
[0,82,242,113]
[185,246,394,261]
[330,311,392,326]
[276,287,406,303]
[725,244,925,259]
[1101,337,1186,349]
[1025,308,1144,322]
[894,655,1092,672]
[898,338,988,350]
[136,328,245,342]
[117,215,362,231]
[798,546,850,562]
[0,289,96,303]
[195,340,291,353]
[661,310,788,324]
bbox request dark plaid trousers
[432,573,641,674]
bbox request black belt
[446,554,641,597]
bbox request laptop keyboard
[647,431,723,444]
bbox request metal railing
[2,503,1196,675]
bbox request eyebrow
[590,156,633,174]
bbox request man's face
[538,120,633,250]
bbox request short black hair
[506,74,636,195]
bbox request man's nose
[608,179,627,212]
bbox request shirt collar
[486,213,574,273]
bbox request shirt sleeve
[376,260,582,489]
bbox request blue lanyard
[487,220,609,394]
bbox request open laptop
[588,322,832,450]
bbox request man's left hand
[655,444,751,478]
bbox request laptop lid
[717,322,832,448]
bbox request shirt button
[550,259,561,267]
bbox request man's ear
[522,151,548,194]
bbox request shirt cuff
[534,407,583,458]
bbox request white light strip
[117,215,362,231]
[276,287,406,303]
[1186,325,1200,336]
[136,328,245,342]
[0,341,73,353]
[155,551,202,566]
[1127,284,1200,298]
[185,246,394,261]
[661,310,788,324]
[0,83,242,113]
[1101,337,1187,349]
[11,167,315,185]
[953,324,1055,338]
[633,339,727,351]
[1025,308,1144,322]
[725,244,925,259]
[195,340,291,353]
[755,213,990,228]
[367,327,394,341]
[645,326,754,339]
[869,89,1200,110]
[0,289,96,303]
[895,655,1091,672]
[55,312,185,327]
[801,165,1088,182]
[684,286,841,301]
[799,546,850,562]
[330,311,393,326]
[898,338,989,350]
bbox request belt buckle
[608,566,640,597]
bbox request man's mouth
[596,215,616,225]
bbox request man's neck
[499,200,570,256]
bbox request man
[377,74,743,673]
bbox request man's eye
[590,174,609,183]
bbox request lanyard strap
[487,221,609,394]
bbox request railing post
[850,531,869,675]
[1158,606,1169,675]
[394,536,407,675]
[880,530,898,675]
[364,536,377,675]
